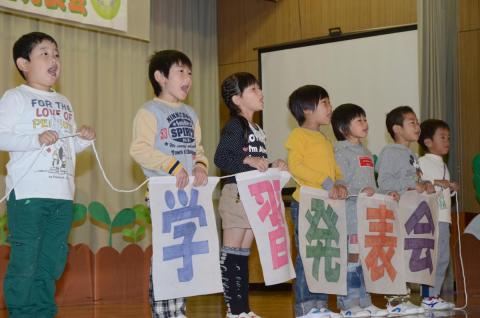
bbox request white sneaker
[362,305,388,317]
[421,296,455,311]
[297,307,341,318]
[340,306,370,317]
[410,301,425,314]
[427,309,455,317]
[226,313,257,318]
[387,300,424,316]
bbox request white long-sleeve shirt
[418,153,452,223]
[0,85,90,200]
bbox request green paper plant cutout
[0,213,7,245]
[122,204,151,243]
[72,203,87,227]
[88,201,136,247]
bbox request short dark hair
[13,32,58,80]
[148,50,192,96]
[288,85,329,126]
[385,105,415,139]
[331,103,366,141]
[418,119,450,152]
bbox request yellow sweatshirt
[284,127,343,201]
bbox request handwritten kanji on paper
[299,187,347,295]
[357,194,407,295]
[236,168,295,285]
[148,176,223,300]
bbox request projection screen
[259,25,419,161]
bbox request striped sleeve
[193,120,208,171]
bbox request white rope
[59,133,79,140]
[0,138,472,310]
[0,134,80,203]
[91,142,240,193]
[0,144,46,203]
[0,138,267,200]
[289,174,359,199]
[218,173,237,180]
[452,191,468,311]
[91,141,148,193]
[0,136,151,202]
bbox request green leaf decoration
[0,214,7,228]
[111,208,136,228]
[135,226,146,242]
[0,214,7,245]
[88,201,111,226]
[133,204,151,225]
[132,204,149,215]
[73,203,87,223]
[136,210,148,224]
[122,228,135,239]
[0,232,6,245]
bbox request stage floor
[0,290,475,318]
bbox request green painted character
[305,198,340,282]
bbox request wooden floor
[0,290,476,317]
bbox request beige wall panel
[459,0,480,32]
[299,0,416,39]
[218,0,302,65]
[218,1,248,66]
[368,0,417,27]
[458,30,480,213]
[219,0,416,66]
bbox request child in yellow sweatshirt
[285,85,346,318]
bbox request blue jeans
[337,263,372,310]
[290,200,328,316]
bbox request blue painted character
[162,188,209,282]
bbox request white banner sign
[235,168,295,285]
[1,0,127,31]
[148,176,223,300]
[357,193,407,295]
[299,187,347,295]
[398,191,439,286]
